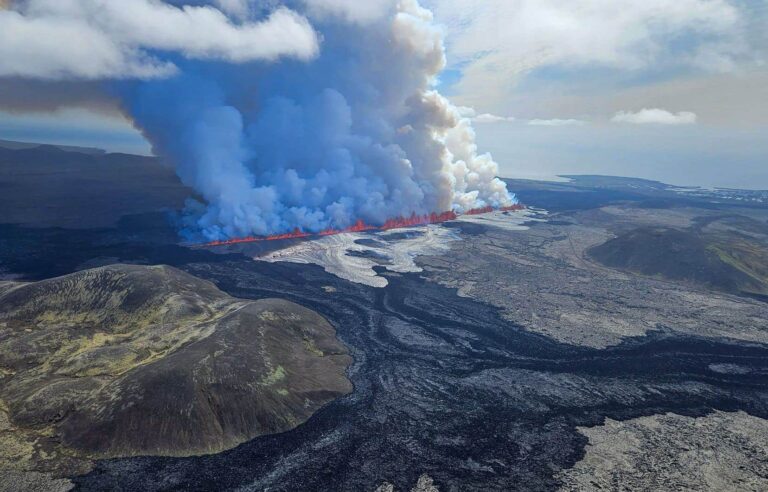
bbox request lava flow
[203,204,525,247]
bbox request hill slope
[589,227,768,296]
[0,265,351,475]
[0,145,189,228]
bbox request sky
[424,0,768,189]
[1,0,766,189]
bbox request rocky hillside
[0,265,351,477]
[589,226,768,296]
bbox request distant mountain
[0,144,190,228]
[0,138,106,155]
[504,175,768,212]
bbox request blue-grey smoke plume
[2,0,516,240]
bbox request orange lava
[203,204,525,247]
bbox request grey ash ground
[1,145,767,491]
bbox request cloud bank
[612,109,698,125]
[429,0,759,110]
[1,0,515,240]
[0,0,319,79]
[473,114,515,124]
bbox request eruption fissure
[202,205,525,247]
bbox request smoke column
[117,0,516,240]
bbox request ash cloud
[1,0,516,240]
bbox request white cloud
[528,118,585,127]
[452,106,514,123]
[454,106,476,118]
[427,0,757,109]
[303,0,393,23]
[612,108,698,125]
[0,0,319,79]
[473,113,515,123]
[214,0,249,18]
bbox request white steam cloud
[0,0,515,240]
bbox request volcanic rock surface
[419,204,768,348]
[2,173,768,491]
[558,411,768,491]
[0,265,351,476]
[258,225,459,288]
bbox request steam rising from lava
[117,1,516,240]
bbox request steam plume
[3,0,516,240]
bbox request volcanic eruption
[1,0,518,240]
[119,0,517,240]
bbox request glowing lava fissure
[203,205,525,247]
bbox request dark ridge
[588,227,768,296]
[0,138,106,155]
[0,145,190,229]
